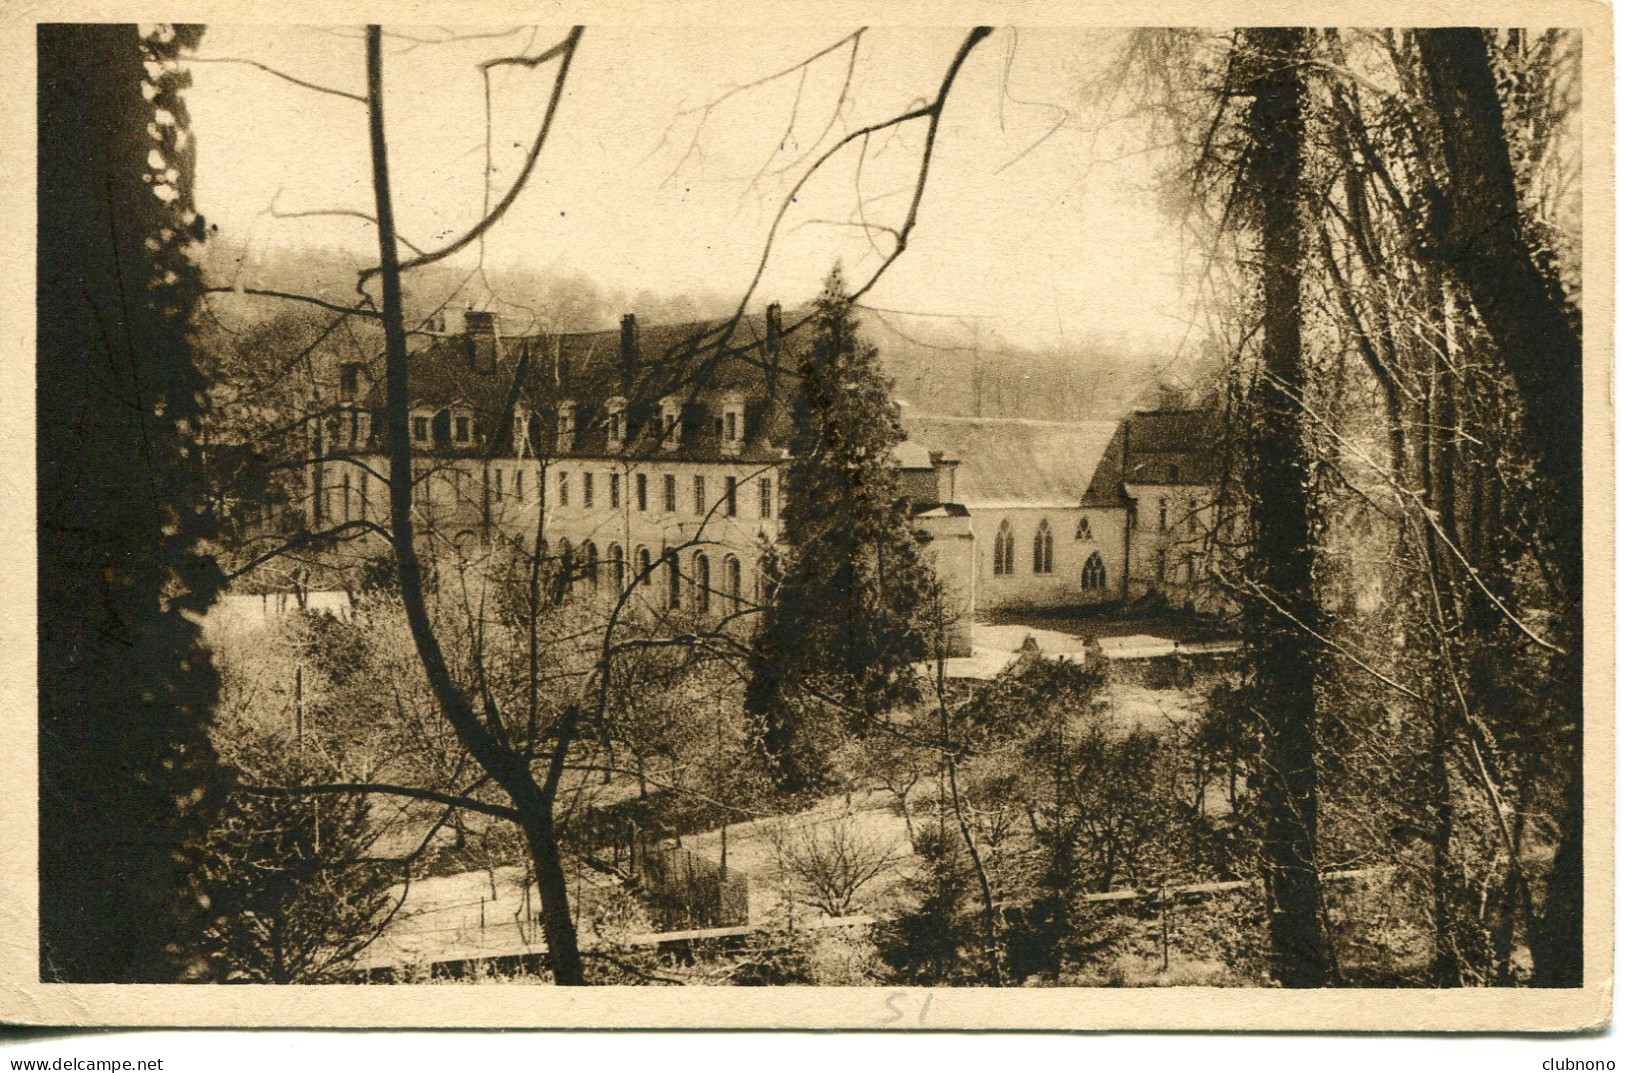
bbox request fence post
[1159,884,1170,973]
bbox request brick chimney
[765,302,782,351]
[764,302,783,397]
[464,309,499,374]
[619,312,639,391]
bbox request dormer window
[339,362,363,402]
[659,396,681,452]
[513,407,531,458]
[454,415,472,443]
[557,400,577,450]
[1168,463,1180,482]
[411,410,433,444]
[605,397,627,448]
[719,392,745,456]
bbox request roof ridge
[903,413,1122,429]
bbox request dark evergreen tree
[38,24,228,981]
[199,743,396,983]
[746,267,935,791]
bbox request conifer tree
[746,267,935,792]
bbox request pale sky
[187,25,1200,356]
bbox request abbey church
[306,309,1220,634]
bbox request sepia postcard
[0,0,1613,1032]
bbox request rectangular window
[340,363,361,400]
[515,468,525,503]
[455,415,471,443]
[610,472,621,509]
[349,408,360,447]
[583,472,595,509]
[359,472,369,522]
[663,474,678,513]
[725,411,738,441]
[636,472,648,511]
[412,415,429,442]
[495,468,505,501]
[725,476,738,517]
[759,477,773,519]
[559,471,570,508]
[693,475,706,516]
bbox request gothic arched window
[582,541,600,589]
[665,552,681,609]
[693,553,711,613]
[1082,551,1107,591]
[557,538,574,596]
[1032,519,1054,574]
[607,543,625,591]
[1075,516,1091,541]
[993,520,1014,576]
[724,555,742,610]
[635,546,652,588]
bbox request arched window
[756,558,779,604]
[993,520,1014,576]
[1074,515,1091,541]
[557,539,574,595]
[635,546,652,588]
[1082,551,1107,591]
[724,555,742,610]
[607,543,625,591]
[582,541,600,589]
[693,553,711,613]
[1032,519,1054,574]
[665,552,681,609]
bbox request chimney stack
[765,302,783,397]
[765,302,782,351]
[619,313,639,391]
[464,310,500,374]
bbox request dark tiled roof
[1079,408,1224,503]
[353,310,806,462]
[1119,409,1225,485]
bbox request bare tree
[204,23,995,985]
[770,815,904,917]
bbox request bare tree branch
[359,28,584,285]
[188,55,366,102]
[238,781,522,821]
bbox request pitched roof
[898,414,1121,508]
[357,310,805,462]
[1085,408,1225,494]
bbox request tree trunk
[1240,27,1333,988]
[521,809,585,985]
[364,25,585,986]
[1414,27,1584,989]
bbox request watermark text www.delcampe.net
[11,1061,163,1071]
